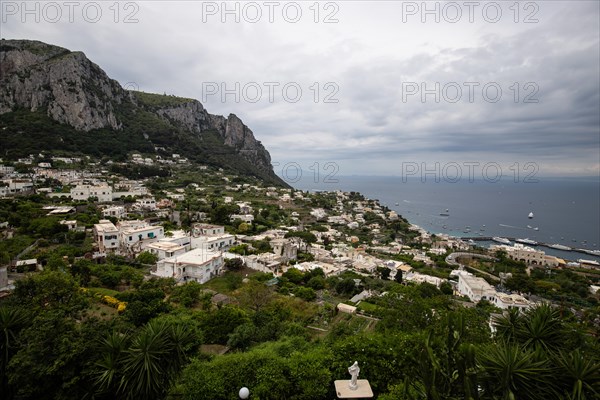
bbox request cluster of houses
[131,153,190,166]
[3,158,587,308]
[93,219,234,284]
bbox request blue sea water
[288,174,600,262]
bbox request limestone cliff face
[148,102,272,172]
[153,100,211,133]
[209,113,272,171]
[0,40,124,131]
[0,39,278,177]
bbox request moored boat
[515,238,538,246]
[578,259,600,267]
[492,237,511,245]
[549,243,572,251]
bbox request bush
[294,287,316,302]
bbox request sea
[287,174,600,263]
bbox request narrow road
[446,252,500,282]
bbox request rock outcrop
[0,39,279,179]
[0,40,124,131]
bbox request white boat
[515,238,538,246]
[584,249,600,256]
[533,227,539,231]
[492,237,511,245]
[527,225,532,229]
[549,244,572,251]
[528,212,534,219]
[578,259,600,267]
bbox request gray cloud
[2,0,598,176]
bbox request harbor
[462,236,600,263]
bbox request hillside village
[2,154,598,308]
[1,154,600,399]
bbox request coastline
[289,177,600,264]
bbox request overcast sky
[2,1,599,177]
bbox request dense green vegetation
[0,107,285,186]
[132,91,195,109]
[2,265,599,400]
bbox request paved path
[446,252,500,282]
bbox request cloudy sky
[2,1,599,177]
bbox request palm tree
[492,307,522,343]
[121,320,171,400]
[554,349,600,400]
[94,331,130,396]
[0,306,30,399]
[95,319,198,400]
[516,303,564,353]
[477,343,557,400]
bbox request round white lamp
[239,387,250,399]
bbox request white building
[93,220,120,253]
[146,241,189,260]
[310,208,328,219]
[231,214,254,223]
[154,248,223,284]
[492,292,531,311]
[119,221,164,253]
[270,238,298,261]
[190,224,234,251]
[135,197,157,211]
[59,220,78,231]
[0,179,34,196]
[71,184,113,202]
[491,243,562,267]
[404,272,445,287]
[102,206,127,219]
[457,274,497,303]
[191,234,235,251]
[0,165,15,175]
[192,224,225,236]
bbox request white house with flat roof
[231,214,254,223]
[59,220,78,231]
[93,220,120,253]
[135,197,157,211]
[146,241,188,260]
[457,274,497,303]
[190,224,234,251]
[192,224,225,236]
[492,292,531,311]
[102,206,126,219]
[159,230,191,247]
[71,184,113,202]
[153,248,223,284]
[119,221,164,253]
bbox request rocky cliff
[0,39,283,184]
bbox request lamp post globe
[239,387,250,399]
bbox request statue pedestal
[334,380,374,399]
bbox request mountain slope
[0,39,286,186]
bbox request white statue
[348,361,360,390]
